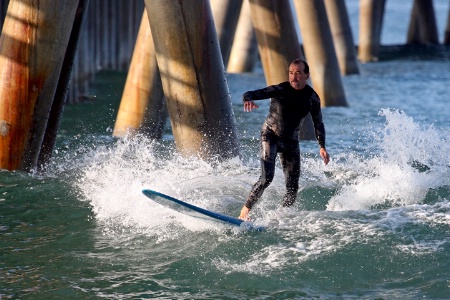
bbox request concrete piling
[293,0,348,107]
[113,10,166,139]
[144,0,240,160]
[210,0,243,67]
[407,0,439,45]
[445,4,450,44]
[227,0,258,73]
[249,0,318,139]
[358,0,386,63]
[248,0,304,85]
[38,0,91,170]
[324,0,360,75]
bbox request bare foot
[238,206,251,221]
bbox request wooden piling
[113,10,167,139]
[293,0,347,107]
[0,0,79,171]
[144,0,240,160]
[358,0,386,63]
[227,0,258,73]
[324,0,359,75]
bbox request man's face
[289,62,309,90]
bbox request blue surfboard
[142,189,264,231]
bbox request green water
[1,60,450,299]
[1,173,448,298]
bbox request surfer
[238,59,330,221]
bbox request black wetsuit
[244,82,326,209]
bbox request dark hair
[290,58,309,74]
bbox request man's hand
[320,148,330,165]
[244,100,259,112]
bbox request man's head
[289,59,310,90]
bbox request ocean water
[2,3,450,300]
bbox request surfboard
[142,189,264,231]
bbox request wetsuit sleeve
[242,85,283,102]
[310,92,326,149]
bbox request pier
[0,0,448,171]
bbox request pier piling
[293,0,348,107]
[358,0,386,62]
[324,0,360,75]
[227,0,258,73]
[0,0,80,171]
[113,10,166,139]
[144,0,240,160]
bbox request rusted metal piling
[0,0,80,171]
[0,0,7,31]
[144,0,240,161]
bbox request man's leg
[239,133,277,219]
[280,142,300,207]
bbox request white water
[327,109,450,211]
[73,108,449,272]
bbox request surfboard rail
[142,189,264,231]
